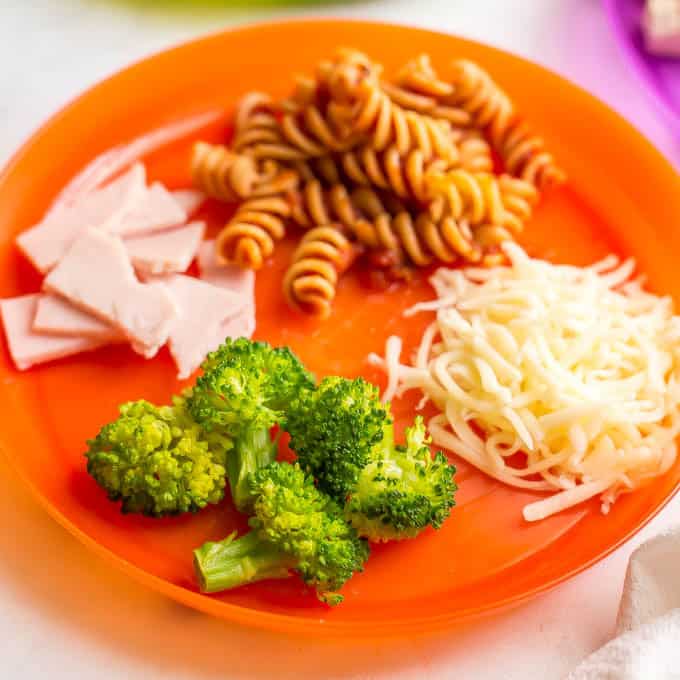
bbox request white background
[1,1,679,678]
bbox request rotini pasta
[215,195,291,269]
[191,142,299,201]
[231,93,290,157]
[452,129,494,173]
[293,145,451,202]
[382,55,471,127]
[324,51,458,161]
[282,226,357,318]
[191,47,565,318]
[287,179,436,268]
[449,60,566,190]
[192,142,258,201]
[288,180,359,229]
[349,187,435,266]
[347,171,537,267]
[428,169,537,233]
[338,146,450,202]
[277,56,365,157]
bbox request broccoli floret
[187,338,315,512]
[85,397,230,517]
[286,377,457,542]
[193,462,369,605]
[345,416,457,541]
[285,376,391,500]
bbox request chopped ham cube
[33,294,122,341]
[0,294,107,370]
[16,164,146,273]
[171,189,207,217]
[111,182,187,237]
[125,222,205,276]
[43,228,178,357]
[197,240,255,305]
[160,274,245,379]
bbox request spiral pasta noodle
[349,185,457,266]
[190,47,565,318]
[230,93,289,158]
[449,60,566,190]
[422,169,538,261]
[191,142,299,201]
[346,171,537,267]
[350,187,434,266]
[428,170,537,231]
[323,51,458,161]
[282,226,357,318]
[191,142,259,201]
[215,196,291,269]
[382,55,471,127]
[451,129,494,173]
[293,145,451,202]
[288,180,360,229]
[286,179,436,268]
[277,57,364,158]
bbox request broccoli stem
[227,425,277,512]
[193,531,293,593]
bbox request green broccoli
[286,377,457,542]
[186,338,315,512]
[285,376,390,501]
[193,462,369,605]
[345,416,457,541]
[85,397,230,517]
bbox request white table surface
[1,1,679,678]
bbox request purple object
[603,0,680,135]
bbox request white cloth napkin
[567,525,680,679]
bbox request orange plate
[1,19,679,637]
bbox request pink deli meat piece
[0,294,107,370]
[197,239,256,342]
[170,189,207,217]
[216,304,255,344]
[124,221,205,275]
[111,182,187,237]
[33,294,122,341]
[16,163,146,273]
[161,274,245,379]
[197,240,255,305]
[43,228,178,357]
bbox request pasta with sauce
[192,47,565,318]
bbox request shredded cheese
[369,243,680,521]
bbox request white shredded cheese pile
[369,243,680,521]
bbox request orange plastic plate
[1,20,679,636]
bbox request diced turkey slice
[171,189,206,217]
[161,274,245,379]
[111,182,187,237]
[124,222,205,276]
[46,110,222,217]
[33,294,122,341]
[0,294,107,370]
[16,164,146,273]
[43,228,178,357]
[218,303,256,342]
[197,240,255,305]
